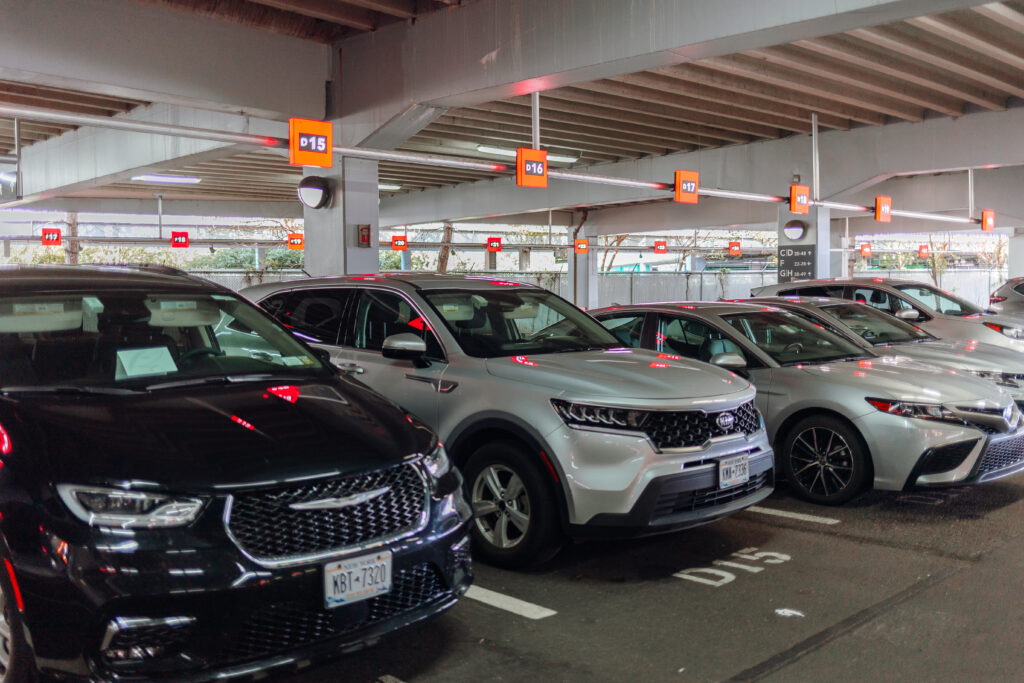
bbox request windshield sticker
[281,355,314,366]
[159,300,198,310]
[82,297,104,333]
[115,347,178,380]
[13,303,65,314]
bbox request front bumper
[18,492,472,681]
[908,426,1024,488]
[545,420,774,531]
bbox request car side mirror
[382,333,428,362]
[310,347,333,366]
[896,309,920,321]
[710,352,747,369]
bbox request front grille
[226,464,427,564]
[977,434,1024,475]
[654,469,770,519]
[642,400,760,450]
[219,563,450,663]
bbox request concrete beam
[380,106,1024,228]
[4,197,301,219]
[337,0,982,146]
[15,104,287,203]
[0,0,328,119]
[584,198,779,236]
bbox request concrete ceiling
[3,0,1023,211]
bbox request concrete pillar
[830,218,849,278]
[484,250,497,271]
[400,249,412,270]
[569,227,600,310]
[777,205,831,283]
[303,157,380,276]
[519,247,531,271]
[1009,228,1024,278]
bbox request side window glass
[852,287,901,314]
[262,289,348,344]
[788,285,846,298]
[656,315,746,364]
[597,313,646,348]
[1014,283,1024,296]
[352,290,444,359]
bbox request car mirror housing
[896,309,920,321]
[710,352,747,369]
[382,333,428,361]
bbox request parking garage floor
[281,480,1024,682]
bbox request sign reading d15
[289,118,333,168]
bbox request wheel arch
[773,407,875,480]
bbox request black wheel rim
[790,426,854,497]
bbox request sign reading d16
[41,228,62,246]
[170,231,189,248]
[289,118,333,168]
[516,148,548,189]
[790,184,810,215]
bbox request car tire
[779,415,870,506]
[463,443,563,569]
[0,567,36,683]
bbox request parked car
[0,264,472,681]
[988,277,1024,318]
[241,274,774,568]
[751,278,1024,352]
[744,295,1024,409]
[591,302,1024,506]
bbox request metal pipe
[819,201,870,213]
[155,193,164,239]
[531,91,540,150]
[890,209,976,224]
[968,168,975,218]
[0,154,17,164]
[811,112,819,202]
[13,117,21,198]
[699,187,784,203]
[548,169,668,190]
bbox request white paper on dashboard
[115,347,178,380]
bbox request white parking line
[746,506,841,525]
[465,585,558,620]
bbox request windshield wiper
[0,385,141,396]
[145,373,278,391]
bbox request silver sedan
[592,302,1024,506]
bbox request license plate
[719,454,750,489]
[323,551,392,609]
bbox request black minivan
[0,265,472,681]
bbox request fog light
[101,616,195,663]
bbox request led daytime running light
[551,399,647,430]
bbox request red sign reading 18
[298,134,328,153]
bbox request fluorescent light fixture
[378,183,402,191]
[476,145,578,164]
[130,174,202,185]
[0,172,15,183]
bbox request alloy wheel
[471,464,531,550]
[790,426,854,497]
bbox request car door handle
[339,362,364,375]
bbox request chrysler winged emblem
[289,486,390,511]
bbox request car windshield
[0,291,329,391]
[820,302,934,345]
[893,283,981,317]
[422,288,619,358]
[721,310,868,366]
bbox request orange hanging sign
[981,209,995,231]
[170,231,189,248]
[653,240,668,254]
[41,228,62,246]
[287,233,304,250]
[674,170,699,204]
[861,243,872,259]
[790,184,810,215]
[391,236,408,251]
[487,237,502,253]
[918,244,929,259]
[516,148,548,188]
[728,241,741,256]
[875,196,892,223]
[574,238,589,254]
[288,118,333,168]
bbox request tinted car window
[894,284,980,317]
[657,314,748,364]
[351,290,444,359]
[821,302,932,344]
[851,287,909,315]
[260,289,349,344]
[597,313,646,348]
[1014,283,1024,296]
[0,292,328,389]
[786,285,847,298]
[723,310,865,366]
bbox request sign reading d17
[790,184,810,215]
[516,148,548,188]
[170,231,189,248]
[289,118,333,168]
[674,170,699,204]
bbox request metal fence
[196,267,1008,309]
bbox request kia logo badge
[717,412,736,431]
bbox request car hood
[790,354,1012,408]
[2,376,432,493]
[485,348,752,403]
[874,339,1024,373]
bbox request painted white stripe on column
[746,506,841,525]
[465,585,557,620]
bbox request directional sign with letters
[289,118,333,168]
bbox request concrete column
[303,157,380,277]
[829,218,849,278]
[777,205,831,283]
[569,228,600,310]
[1009,228,1024,278]
[519,247,531,271]
[484,250,497,271]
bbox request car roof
[744,295,851,308]
[593,301,783,317]
[0,264,222,295]
[240,273,544,298]
[770,277,926,288]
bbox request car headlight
[57,485,204,529]
[551,399,647,430]
[968,370,1021,388]
[984,322,1024,340]
[866,398,966,426]
[422,442,451,479]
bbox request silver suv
[752,278,1024,352]
[241,275,773,568]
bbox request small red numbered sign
[875,196,892,223]
[287,233,304,250]
[487,237,502,253]
[861,243,872,259]
[41,228,62,246]
[918,245,929,259]
[391,236,408,251]
[728,242,741,256]
[170,231,189,248]
[654,240,668,254]
[982,209,995,232]
[574,239,589,254]
[790,184,810,215]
